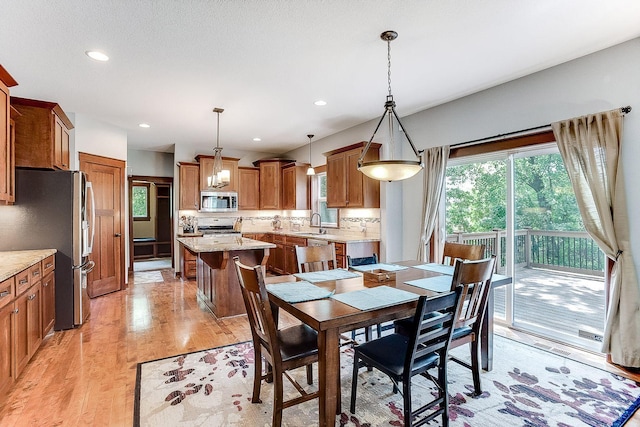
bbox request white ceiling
[2,1,640,155]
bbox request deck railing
[446,229,604,277]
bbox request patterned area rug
[132,271,165,284]
[135,336,639,426]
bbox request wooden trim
[129,175,173,184]
[322,141,381,157]
[0,65,18,87]
[449,130,555,159]
[132,182,151,221]
[194,154,240,162]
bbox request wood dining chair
[233,256,319,427]
[295,244,338,272]
[442,242,486,265]
[350,288,463,427]
[394,256,496,396]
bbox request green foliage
[132,185,148,218]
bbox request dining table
[267,259,512,427]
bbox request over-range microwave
[200,191,238,212]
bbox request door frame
[128,175,174,271]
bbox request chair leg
[306,364,313,385]
[439,363,450,427]
[272,370,284,427]
[376,323,382,338]
[252,350,263,403]
[265,362,273,383]
[470,339,482,396]
[403,378,412,427]
[350,354,360,413]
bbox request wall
[127,149,174,177]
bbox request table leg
[318,328,340,427]
[480,288,495,371]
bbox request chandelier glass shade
[208,108,230,188]
[306,134,315,176]
[357,30,423,182]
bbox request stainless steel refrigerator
[0,169,95,330]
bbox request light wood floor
[0,268,638,426]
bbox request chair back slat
[295,244,338,273]
[442,242,486,266]
[451,257,496,330]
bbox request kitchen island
[177,236,275,318]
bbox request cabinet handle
[0,291,9,297]
[19,278,28,285]
[114,233,121,237]
[43,282,49,287]
[13,308,18,314]
[45,262,53,268]
[33,270,40,277]
[28,294,36,301]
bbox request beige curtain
[553,110,640,368]
[417,146,450,261]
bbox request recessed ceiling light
[139,123,150,128]
[253,137,261,142]
[314,100,327,106]
[85,50,109,62]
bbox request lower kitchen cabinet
[0,301,15,396]
[181,244,197,280]
[284,236,307,274]
[41,270,55,336]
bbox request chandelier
[357,30,423,182]
[208,107,230,188]
[306,134,315,176]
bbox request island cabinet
[0,65,18,205]
[238,167,260,210]
[181,244,197,280]
[195,155,239,192]
[281,163,310,210]
[254,159,293,210]
[178,162,200,210]
[332,240,380,269]
[324,142,381,208]
[11,97,73,171]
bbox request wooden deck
[493,266,605,346]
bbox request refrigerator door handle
[83,260,96,274]
[86,181,96,255]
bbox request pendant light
[357,30,423,182]
[306,134,315,176]
[208,107,230,188]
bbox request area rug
[135,336,639,426]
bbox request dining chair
[350,288,463,427]
[442,242,485,265]
[395,256,497,396]
[233,256,319,427]
[295,243,338,272]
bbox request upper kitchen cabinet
[238,166,260,210]
[324,142,381,208]
[195,155,239,192]
[0,65,18,205]
[11,97,73,170]
[254,159,292,210]
[281,162,310,210]
[178,162,200,210]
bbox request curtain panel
[552,110,640,368]
[417,146,450,261]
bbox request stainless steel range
[197,217,241,236]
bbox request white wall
[127,149,174,177]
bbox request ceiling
[2,1,640,156]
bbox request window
[132,183,150,221]
[313,172,338,227]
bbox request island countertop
[0,249,57,282]
[177,236,276,253]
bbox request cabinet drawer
[42,255,55,276]
[15,269,31,296]
[273,234,286,244]
[29,263,42,284]
[333,243,346,256]
[285,236,307,247]
[0,277,15,309]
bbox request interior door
[79,153,125,298]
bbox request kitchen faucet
[310,212,326,234]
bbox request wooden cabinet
[269,234,286,274]
[284,236,307,274]
[178,162,200,210]
[41,270,55,336]
[255,159,292,210]
[0,301,15,396]
[195,155,239,192]
[11,97,73,170]
[332,240,380,269]
[281,163,310,210]
[324,142,381,208]
[181,244,197,280]
[0,65,18,205]
[238,167,260,210]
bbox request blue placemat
[266,281,334,303]
[330,286,419,311]
[349,263,409,272]
[404,275,453,292]
[293,269,360,283]
[412,263,455,275]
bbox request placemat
[404,275,453,292]
[293,268,360,283]
[349,263,409,272]
[266,281,333,303]
[412,263,455,275]
[330,286,418,311]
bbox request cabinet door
[26,282,42,359]
[326,152,346,208]
[346,150,364,207]
[0,302,15,396]
[61,125,70,170]
[41,271,55,336]
[281,166,295,210]
[0,79,11,204]
[13,292,29,378]
[238,167,260,210]
[259,162,281,209]
[179,163,200,210]
[284,244,296,274]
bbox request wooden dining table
[267,260,512,427]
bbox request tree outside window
[315,173,337,226]
[132,183,150,221]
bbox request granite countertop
[255,230,380,244]
[177,232,204,237]
[177,236,276,253]
[0,249,57,282]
